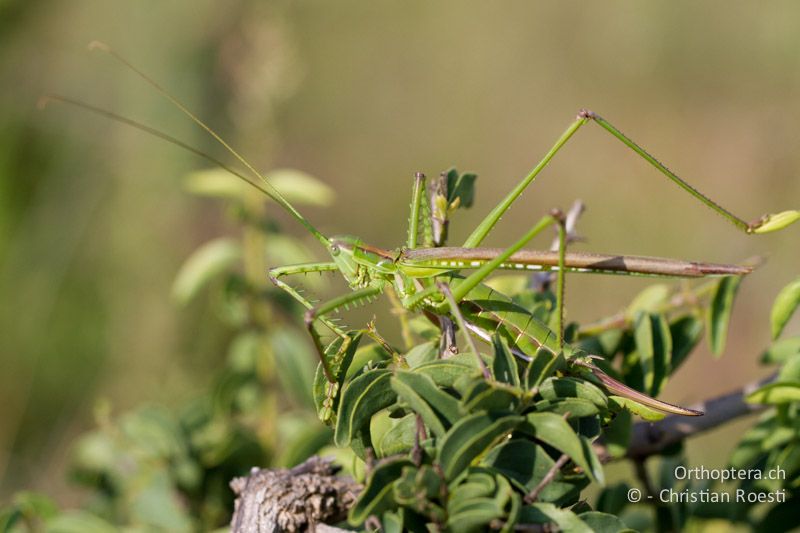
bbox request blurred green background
[1,0,798,509]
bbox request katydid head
[329,235,398,288]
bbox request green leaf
[746,382,800,405]
[608,395,666,421]
[404,341,438,368]
[482,439,582,500]
[524,412,604,484]
[184,167,335,206]
[596,483,632,516]
[761,337,800,364]
[268,168,336,206]
[634,313,672,396]
[492,333,520,387]
[706,276,742,357]
[46,511,117,533]
[437,413,524,479]
[445,168,477,208]
[413,356,477,387]
[538,377,608,408]
[184,168,251,198]
[461,380,521,413]
[779,354,800,382]
[381,511,404,533]
[393,466,445,518]
[171,238,241,305]
[11,491,59,519]
[580,435,605,487]
[771,276,800,339]
[447,475,513,533]
[346,342,390,379]
[127,469,193,531]
[729,413,776,468]
[270,329,316,409]
[376,414,417,457]
[633,312,655,394]
[626,284,670,317]
[752,209,800,234]
[450,471,496,502]
[669,315,703,371]
[391,371,462,437]
[519,503,592,533]
[578,511,630,533]
[533,398,599,418]
[334,369,396,446]
[447,499,504,533]
[349,457,413,526]
[602,410,632,459]
[275,419,333,467]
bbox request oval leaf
[492,333,520,387]
[706,276,742,357]
[184,167,335,206]
[578,511,630,533]
[438,413,524,479]
[334,370,396,447]
[752,209,800,234]
[608,395,666,422]
[669,315,703,371]
[627,284,670,317]
[761,337,800,364]
[633,312,655,393]
[348,457,413,525]
[746,382,800,405]
[525,412,604,484]
[771,276,800,340]
[171,238,241,305]
[391,371,461,437]
[376,414,417,457]
[269,168,336,207]
[538,377,608,408]
[533,398,599,418]
[519,503,592,533]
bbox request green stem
[554,214,567,349]
[577,279,718,337]
[438,282,492,380]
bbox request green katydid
[42,42,799,419]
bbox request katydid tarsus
[42,42,800,419]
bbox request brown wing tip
[693,258,761,277]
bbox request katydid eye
[330,244,340,256]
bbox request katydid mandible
[42,42,800,419]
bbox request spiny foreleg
[303,285,385,382]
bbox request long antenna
[83,40,328,245]
[38,95,290,205]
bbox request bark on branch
[230,456,360,532]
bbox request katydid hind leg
[586,110,797,234]
[463,109,796,250]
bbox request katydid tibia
[42,42,799,419]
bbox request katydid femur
[42,42,799,418]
